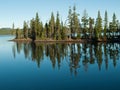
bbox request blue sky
[0,0,120,28]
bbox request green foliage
[12,6,120,42]
[81,9,88,39]
[23,21,28,39]
[0,29,15,35]
[89,17,94,39]
[95,11,102,39]
[49,12,55,39]
[112,13,117,37]
[72,5,80,37]
[16,28,22,39]
[77,33,81,38]
[68,5,80,38]
[104,11,108,39]
[45,22,50,38]
[35,12,40,36]
[68,6,72,38]
[61,22,67,40]
[40,22,44,39]
[30,18,36,41]
[11,23,15,35]
[55,12,61,40]
[109,22,113,38]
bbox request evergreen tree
[13,6,120,42]
[104,11,108,40]
[16,28,19,39]
[109,22,113,39]
[61,21,67,40]
[112,13,117,37]
[68,6,72,39]
[89,17,94,39]
[77,23,81,39]
[40,22,44,39]
[23,21,28,39]
[45,22,50,38]
[30,18,36,41]
[16,28,21,39]
[42,25,46,39]
[116,20,120,38]
[35,12,40,38]
[49,12,55,39]
[95,11,102,40]
[55,12,61,40]
[68,5,80,38]
[39,23,43,38]
[81,9,88,39]
[28,28,31,38]
[72,5,80,38]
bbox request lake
[0,35,120,90]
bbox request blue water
[0,35,120,90]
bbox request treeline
[15,5,120,41]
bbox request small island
[11,5,120,43]
[1,0,120,90]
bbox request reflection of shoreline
[12,42,120,75]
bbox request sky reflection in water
[0,35,120,90]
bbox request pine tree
[68,6,72,39]
[104,11,108,40]
[109,22,112,39]
[40,22,44,39]
[16,28,19,39]
[42,25,46,39]
[16,28,21,39]
[30,18,36,41]
[77,23,81,39]
[68,5,80,39]
[49,12,55,39]
[112,13,117,37]
[55,12,61,40]
[72,5,80,38]
[35,12,40,38]
[89,17,94,39]
[23,21,28,39]
[81,9,89,39]
[95,11,102,40]
[116,20,120,38]
[61,21,66,40]
[45,22,50,38]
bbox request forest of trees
[15,5,120,42]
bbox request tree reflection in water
[12,42,120,75]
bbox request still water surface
[0,35,120,90]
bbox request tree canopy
[15,5,120,42]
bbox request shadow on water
[12,42,120,75]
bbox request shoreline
[9,38,92,43]
[9,38,120,43]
